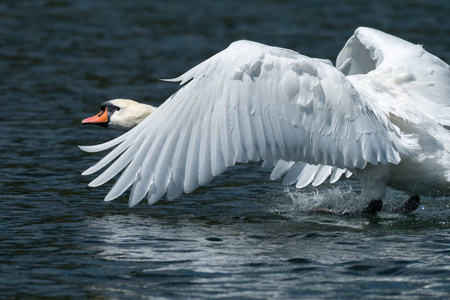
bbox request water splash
[286,185,366,215]
[286,185,416,215]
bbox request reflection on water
[1,0,450,298]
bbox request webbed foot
[362,199,383,215]
[399,195,420,214]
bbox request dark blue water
[2,0,450,298]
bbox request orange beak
[82,108,109,125]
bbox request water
[2,0,450,298]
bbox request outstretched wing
[337,27,450,127]
[274,27,450,191]
[80,40,409,206]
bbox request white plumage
[80,27,450,208]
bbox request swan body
[80,27,450,210]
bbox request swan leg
[354,164,389,215]
[362,199,383,215]
[399,195,420,213]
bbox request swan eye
[109,105,120,112]
[108,104,120,112]
[100,101,121,113]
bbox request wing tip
[79,144,97,153]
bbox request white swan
[80,27,450,213]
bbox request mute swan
[80,27,450,214]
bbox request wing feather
[312,166,333,187]
[184,114,202,194]
[338,27,450,127]
[282,162,306,186]
[198,104,213,185]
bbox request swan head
[82,99,156,131]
